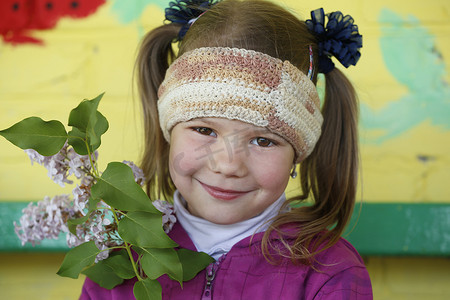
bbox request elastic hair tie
[307,45,314,80]
[165,0,219,41]
[306,8,363,74]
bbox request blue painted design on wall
[111,0,167,23]
[361,8,450,144]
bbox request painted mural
[111,0,167,23]
[0,0,448,200]
[0,0,449,251]
[0,0,105,44]
[361,8,450,144]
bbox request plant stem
[66,135,100,178]
[124,240,142,281]
[85,141,100,178]
[111,208,143,281]
[103,246,125,251]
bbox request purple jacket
[80,222,372,299]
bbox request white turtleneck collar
[173,190,286,260]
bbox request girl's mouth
[199,181,250,201]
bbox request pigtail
[264,68,359,265]
[259,5,362,265]
[304,68,359,248]
[135,23,180,200]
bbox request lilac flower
[122,161,146,186]
[81,175,94,186]
[18,144,101,248]
[65,203,122,261]
[153,200,177,233]
[67,147,94,179]
[72,185,90,215]
[25,148,71,186]
[66,230,84,248]
[95,243,110,262]
[24,149,46,165]
[24,144,97,187]
[17,148,151,263]
[68,155,85,178]
[14,195,74,246]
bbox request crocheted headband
[157,47,323,163]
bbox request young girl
[81,0,372,298]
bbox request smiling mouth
[199,181,250,201]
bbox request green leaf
[57,241,100,279]
[91,162,158,213]
[67,112,108,155]
[67,93,109,154]
[82,260,124,289]
[0,117,67,156]
[104,250,136,280]
[91,110,109,150]
[177,249,215,281]
[140,247,183,282]
[69,111,108,153]
[133,278,162,300]
[118,212,177,248]
[67,127,89,155]
[68,93,103,132]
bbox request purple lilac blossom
[122,160,146,186]
[153,200,177,233]
[24,144,95,187]
[18,146,175,262]
[66,204,121,262]
[14,194,74,246]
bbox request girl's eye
[194,127,216,137]
[251,137,275,147]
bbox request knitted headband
[157,47,323,163]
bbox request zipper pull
[201,263,217,299]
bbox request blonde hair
[135,0,359,264]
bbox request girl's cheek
[259,168,290,190]
[170,150,197,177]
[254,154,292,187]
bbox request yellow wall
[1,0,449,299]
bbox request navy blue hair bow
[165,0,219,41]
[306,8,363,74]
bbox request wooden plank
[1,201,449,255]
[346,203,450,256]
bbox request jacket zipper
[201,256,224,300]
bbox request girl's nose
[207,137,249,178]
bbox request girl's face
[169,117,295,225]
